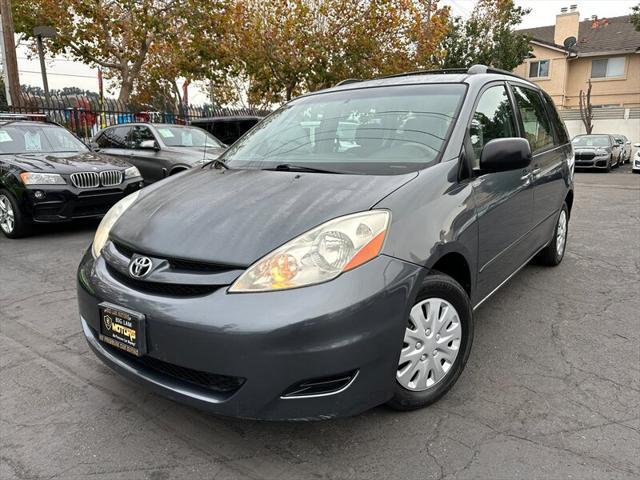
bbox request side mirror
[88,141,100,152]
[139,139,159,150]
[479,138,532,172]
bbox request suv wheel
[535,202,569,266]
[388,273,474,411]
[0,190,29,238]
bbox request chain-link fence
[3,91,269,141]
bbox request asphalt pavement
[1,165,639,480]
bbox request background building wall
[513,44,569,107]
[564,54,640,109]
[561,107,640,145]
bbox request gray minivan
[78,65,574,420]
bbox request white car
[633,143,640,174]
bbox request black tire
[387,273,474,411]
[604,158,611,172]
[0,189,30,238]
[535,202,569,266]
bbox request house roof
[518,15,640,55]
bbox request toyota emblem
[129,256,153,279]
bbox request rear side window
[512,86,554,153]
[127,126,156,148]
[540,91,569,145]
[97,126,130,149]
[468,84,517,167]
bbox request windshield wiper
[264,163,344,174]
[204,158,229,170]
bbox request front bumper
[78,250,424,420]
[20,180,143,223]
[575,156,610,169]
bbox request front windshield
[0,124,88,154]
[572,135,610,147]
[156,126,224,148]
[222,84,466,175]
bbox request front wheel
[0,190,29,238]
[535,202,569,266]
[387,273,474,411]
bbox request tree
[437,0,531,70]
[631,3,640,31]
[579,79,594,134]
[12,0,197,105]
[225,0,450,104]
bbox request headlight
[124,166,141,179]
[19,172,66,185]
[91,191,140,258]
[229,210,390,292]
[595,148,608,156]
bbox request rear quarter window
[540,91,569,145]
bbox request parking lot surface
[1,166,639,480]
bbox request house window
[591,57,625,78]
[529,60,550,78]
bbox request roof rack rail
[466,64,527,80]
[377,64,528,81]
[380,68,468,79]
[335,78,361,86]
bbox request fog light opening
[34,190,45,200]
[281,370,359,398]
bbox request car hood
[6,151,131,173]
[111,167,417,266]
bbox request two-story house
[514,6,640,110]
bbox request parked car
[0,115,143,238]
[633,143,640,173]
[191,116,262,145]
[92,123,227,183]
[572,134,621,171]
[613,135,632,164]
[78,65,574,420]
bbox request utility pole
[33,26,57,106]
[0,0,21,107]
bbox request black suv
[0,115,143,238]
[78,65,574,420]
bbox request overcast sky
[12,0,638,105]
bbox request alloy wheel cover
[397,297,462,391]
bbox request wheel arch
[564,189,574,217]
[427,251,472,298]
[169,165,190,175]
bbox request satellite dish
[563,36,577,49]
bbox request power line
[19,69,97,79]
[18,56,83,63]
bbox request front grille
[100,170,123,186]
[575,152,595,160]
[107,264,220,297]
[71,170,123,188]
[70,171,99,188]
[112,241,231,274]
[101,340,245,394]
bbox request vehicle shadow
[25,219,100,239]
